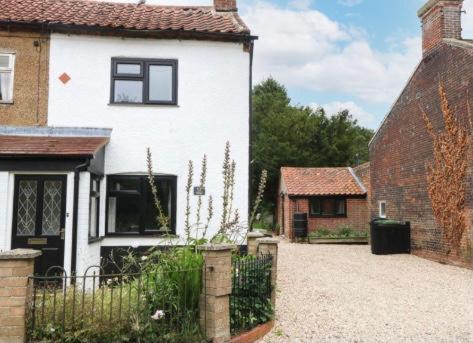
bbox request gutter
[71,159,91,278]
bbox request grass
[308,227,368,239]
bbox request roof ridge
[348,167,367,194]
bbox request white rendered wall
[48,34,250,245]
[0,172,9,251]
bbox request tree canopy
[251,78,373,207]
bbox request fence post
[0,249,41,343]
[198,244,235,343]
[247,232,264,256]
[256,238,279,307]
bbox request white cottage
[0,0,255,276]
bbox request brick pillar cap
[197,244,236,251]
[247,232,265,238]
[256,238,280,245]
[418,0,463,17]
[0,249,42,260]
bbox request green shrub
[308,228,367,239]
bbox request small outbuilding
[277,165,369,240]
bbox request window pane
[107,195,140,233]
[149,65,173,102]
[144,179,171,232]
[0,72,12,102]
[310,199,321,214]
[322,199,335,215]
[16,180,37,236]
[114,80,143,103]
[42,181,62,236]
[110,178,140,192]
[89,197,98,237]
[116,63,141,75]
[0,55,9,68]
[336,200,345,215]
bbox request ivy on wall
[420,84,472,253]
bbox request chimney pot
[418,0,464,56]
[214,0,237,12]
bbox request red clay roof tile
[0,0,250,35]
[281,167,366,196]
[0,135,109,157]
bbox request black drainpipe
[71,159,91,278]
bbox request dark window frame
[110,58,178,106]
[89,174,102,240]
[309,196,347,218]
[105,175,177,236]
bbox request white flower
[151,309,165,320]
[141,256,148,261]
[131,241,140,249]
[50,328,55,332]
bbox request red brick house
[370,0,473,268]
[277,165,369,239]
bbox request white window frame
[378,201,387,219]
[0,53,15,104]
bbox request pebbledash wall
[369,41,473,268]
[44,34,250,274]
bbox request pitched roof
[0,135,109,157]
[0,0,250,37]
[281,167,367,196]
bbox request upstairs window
[309,197,347,217]
[110,58,177,105]
[0,53,14,103]
[106,175,176,235]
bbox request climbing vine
[420,84,472,253]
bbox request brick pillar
[256,238,279,307]
[198,244,235,343]
[247,232,264,256]
[0,249,41,343]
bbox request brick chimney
[214,0,237,12]
[418,0,464,56]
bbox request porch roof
[0,135,109,158]
[281,167,367,197]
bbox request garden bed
[308,236,368,244]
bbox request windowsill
[108,103,179,107]
[104,232,179,238]
[88,236,104,244]
[309,214,348,219]
[0,101,13,105]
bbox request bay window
[0,53,14,103]
[106,175,176,235]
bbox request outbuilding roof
[0,135,109,158]
[0,0,251,38]
[281,167,367,196]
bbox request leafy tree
[251,78,373,207]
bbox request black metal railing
[230,254,273,335]
[26,266,203,343]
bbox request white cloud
[243,1,421,105]
[312,101,377,128]
[288,0,313,10]
[337,0,362,7]
[463,0,473,37]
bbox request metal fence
[26,266,203,343]
[230,254,273,335]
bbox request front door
[11,175,67,276]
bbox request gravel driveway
[260,240,473,343]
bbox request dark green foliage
[309,227,368,238]
[28,248,205,343]
[251,78,374,206]
[230,255,273,335]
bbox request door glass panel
[42,181,62,236]
[16,180,37,236]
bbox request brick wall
[214,0,237,11]
[280,196,369,239]
[0,29,49,126]
[369,42,473,268]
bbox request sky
[105,0,473,129]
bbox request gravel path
[260,240,473,343]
